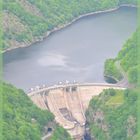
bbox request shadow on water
[104,76,118,84]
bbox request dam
[28,83,125,139]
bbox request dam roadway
[28,83,126,139]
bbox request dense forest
[0,83,72,140]
[2,0,136,51]
[86,88,138,140]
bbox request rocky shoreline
[3,4,137,53]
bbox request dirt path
[115,61,131,88]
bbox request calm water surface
[4,7,137,91]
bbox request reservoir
[4,7,137,91]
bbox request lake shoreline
[4,4,137,91]
[3,4,137,53]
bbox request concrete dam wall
[28,83,125,139]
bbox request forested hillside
[2,0,136,51]
[0,83,72,140]
[86,88,138,140]
[104,29,138,84]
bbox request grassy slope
[2,0,137,51]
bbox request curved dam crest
[28,83,126,139]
